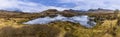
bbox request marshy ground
[0,10,120,37]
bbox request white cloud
[0,0,120,12]
[0,0,68,12]
[59,0,120,10]
[0,0,17,9]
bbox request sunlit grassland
[0,11,120,37]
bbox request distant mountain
[86,8,114,13]
[0,8,116,14]
[0,8,117,18]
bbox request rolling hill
[0,9,120,37]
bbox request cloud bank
[0,0,120,12]
[0,0,68,12]
[59,0,120,10]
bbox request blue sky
[26,0,76,8]
[0,0,120,12]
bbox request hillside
[0,9,120,37]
